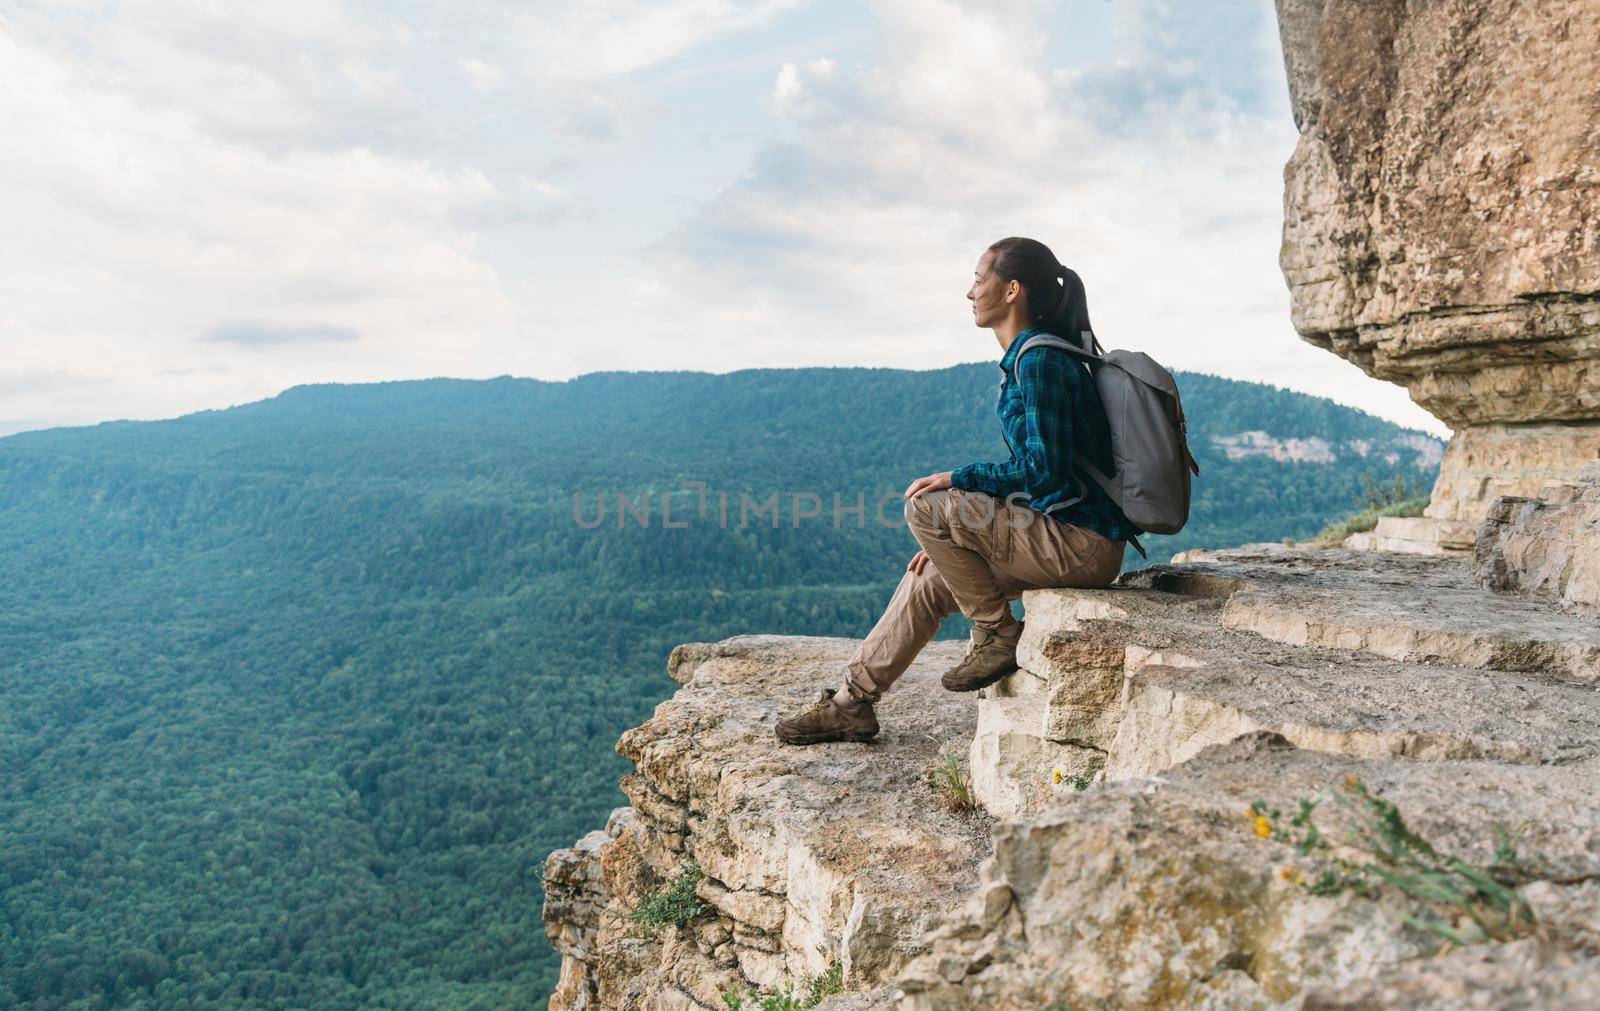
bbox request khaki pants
[840,488,1124,705]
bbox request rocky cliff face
[545,547,1600,1008]
[542,637,993,1009]
[541,4,1600,1005]
[1274,0,1600,548]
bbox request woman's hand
[904,471,952,500]
[906,549,931,575]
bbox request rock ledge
[546,549,1600,1009]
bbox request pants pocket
[948,491,1012,564]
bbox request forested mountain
[0,366,1440,1009]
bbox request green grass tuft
[628,862,708,936]
[721,961,845,1011]
[1314,495,1430,547]
[930,748,977,814]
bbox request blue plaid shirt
[950,327,1137,544]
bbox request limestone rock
[899,734,1600,1010]
[963,548,1600,818]
[1476,462,1600,610]
[1155,547,1600,684]
[547,635,993,1009]
[549,549,1600,1008]
[1426,425,1600,526]
[967,687,1103,820]
[1342,515,1475,556]
[1299,940,1600,1010]
[544,817,630,1010]
[1273,0,1600,539]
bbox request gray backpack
[1011,330,1199,555]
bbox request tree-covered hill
[0,366,1440,1009]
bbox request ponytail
[987,236,1092,338]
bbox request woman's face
[968,249,1015,328]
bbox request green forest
[0,366,1441,1009]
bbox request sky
[0,0,1446,437]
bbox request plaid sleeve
[950,348,1077,502]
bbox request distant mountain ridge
[0,367,1439,1008]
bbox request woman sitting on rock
[776,236,1135,745]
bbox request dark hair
[986,236,1092,338]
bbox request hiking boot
[775,688,879,745]
[941,621,1024,693]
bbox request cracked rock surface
[1476,462,1600,611]
[547,547,1600,1009]
[543,636,993,1010]
[1273,0,1600,538]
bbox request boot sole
[941,663,1018,693]
[775,728,879,745]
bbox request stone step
[1222,584,1600,685]
[1342,515,1476,555]
[1109,633,1599,778]
[1002,582,1600,783]
[965,547,1600,815]
[1131,548,1600,684]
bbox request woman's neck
[993,319,1032,356]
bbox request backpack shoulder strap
[1020,332,1145,554]
[1008,330,1101,381]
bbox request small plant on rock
[1248,776,1538,947]
[1053,768,1092,791]
[721,962,844,1011]
[803,961,844,1005]
[929,747,977,813]
[628,861,708,937]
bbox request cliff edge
[542,2,1600,1004]
[545,533,1600,1008]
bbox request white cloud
[630,0,1444,432]
[521,176,565,198]
[771,56,838,118]
[512,0,806,81]
[0,18,515,427]
[10,1,419,151]
[459,57,505,94]
[0,0,1446,435]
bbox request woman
[776,236,1137,745]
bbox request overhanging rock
[1273,0,1600,549]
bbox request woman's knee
[904,489,951,532]
[906,561,956,612]
[903,493,930,530]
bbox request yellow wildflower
[1053,769,1064,785]
[1253,816,1273,839]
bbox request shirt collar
[999,326,1045,372]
